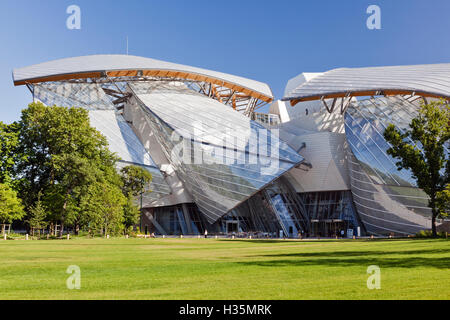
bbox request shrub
[415,230,448,238]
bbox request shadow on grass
[257,248,450,258]
[237,246,450,269]
[216,239,374,244]
[218,238,448,244]
[217,239,302,244]
[237,256,450,269]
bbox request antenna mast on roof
[126,36,129,55]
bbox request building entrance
[226,221,239,234]
[311,219,345,237]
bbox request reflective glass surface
[34,82,116,110]
[345,96,434,235]
[299,190,359,237]
[128,81,304,223]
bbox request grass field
[0,237,449,300]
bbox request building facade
[13,56,449,237]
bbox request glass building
[12,56,448,237]
[281,63,450,236]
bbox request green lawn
[0,237,449,299]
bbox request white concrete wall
[283,132,350,193]
[269,100,324,123]
[272,71,352,192]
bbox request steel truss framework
[27,75,269,117]
[318,93,450,115]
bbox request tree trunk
[432,209,437,237]
[430,194,438,238]
[59,222,64,238]
[60,187,71,238]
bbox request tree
[45,153,100,234]
[15,102,121,234]
[120,165,152,197]
[3,102,151,237]
[81,182,126,236]
[384,100,449,236]
[122,195,141,231]
[0,183,25,224]
[120,165,152,231]
[0,121,20,186]
[28,193,48,236]
[436,185,450,219]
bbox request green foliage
[0,183,24,224]
[15,102,119,210]
[384,100,450,235]
[415,230,448,238]
[28,193,48,231]
[0,102,151,236]
[80,182,126,236]
[0,121,20,186]
[436,185,449,218]
[123,194,141,230]
[11,102,130,234]
[120,165,152,197]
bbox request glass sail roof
[128,81,304,223]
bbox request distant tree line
[0,102,152,236]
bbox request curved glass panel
[345,96,434,235]
[128,82,304,224]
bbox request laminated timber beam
[15,69,273,104]
[289,89,450,106]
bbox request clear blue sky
[1,0,450,123]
